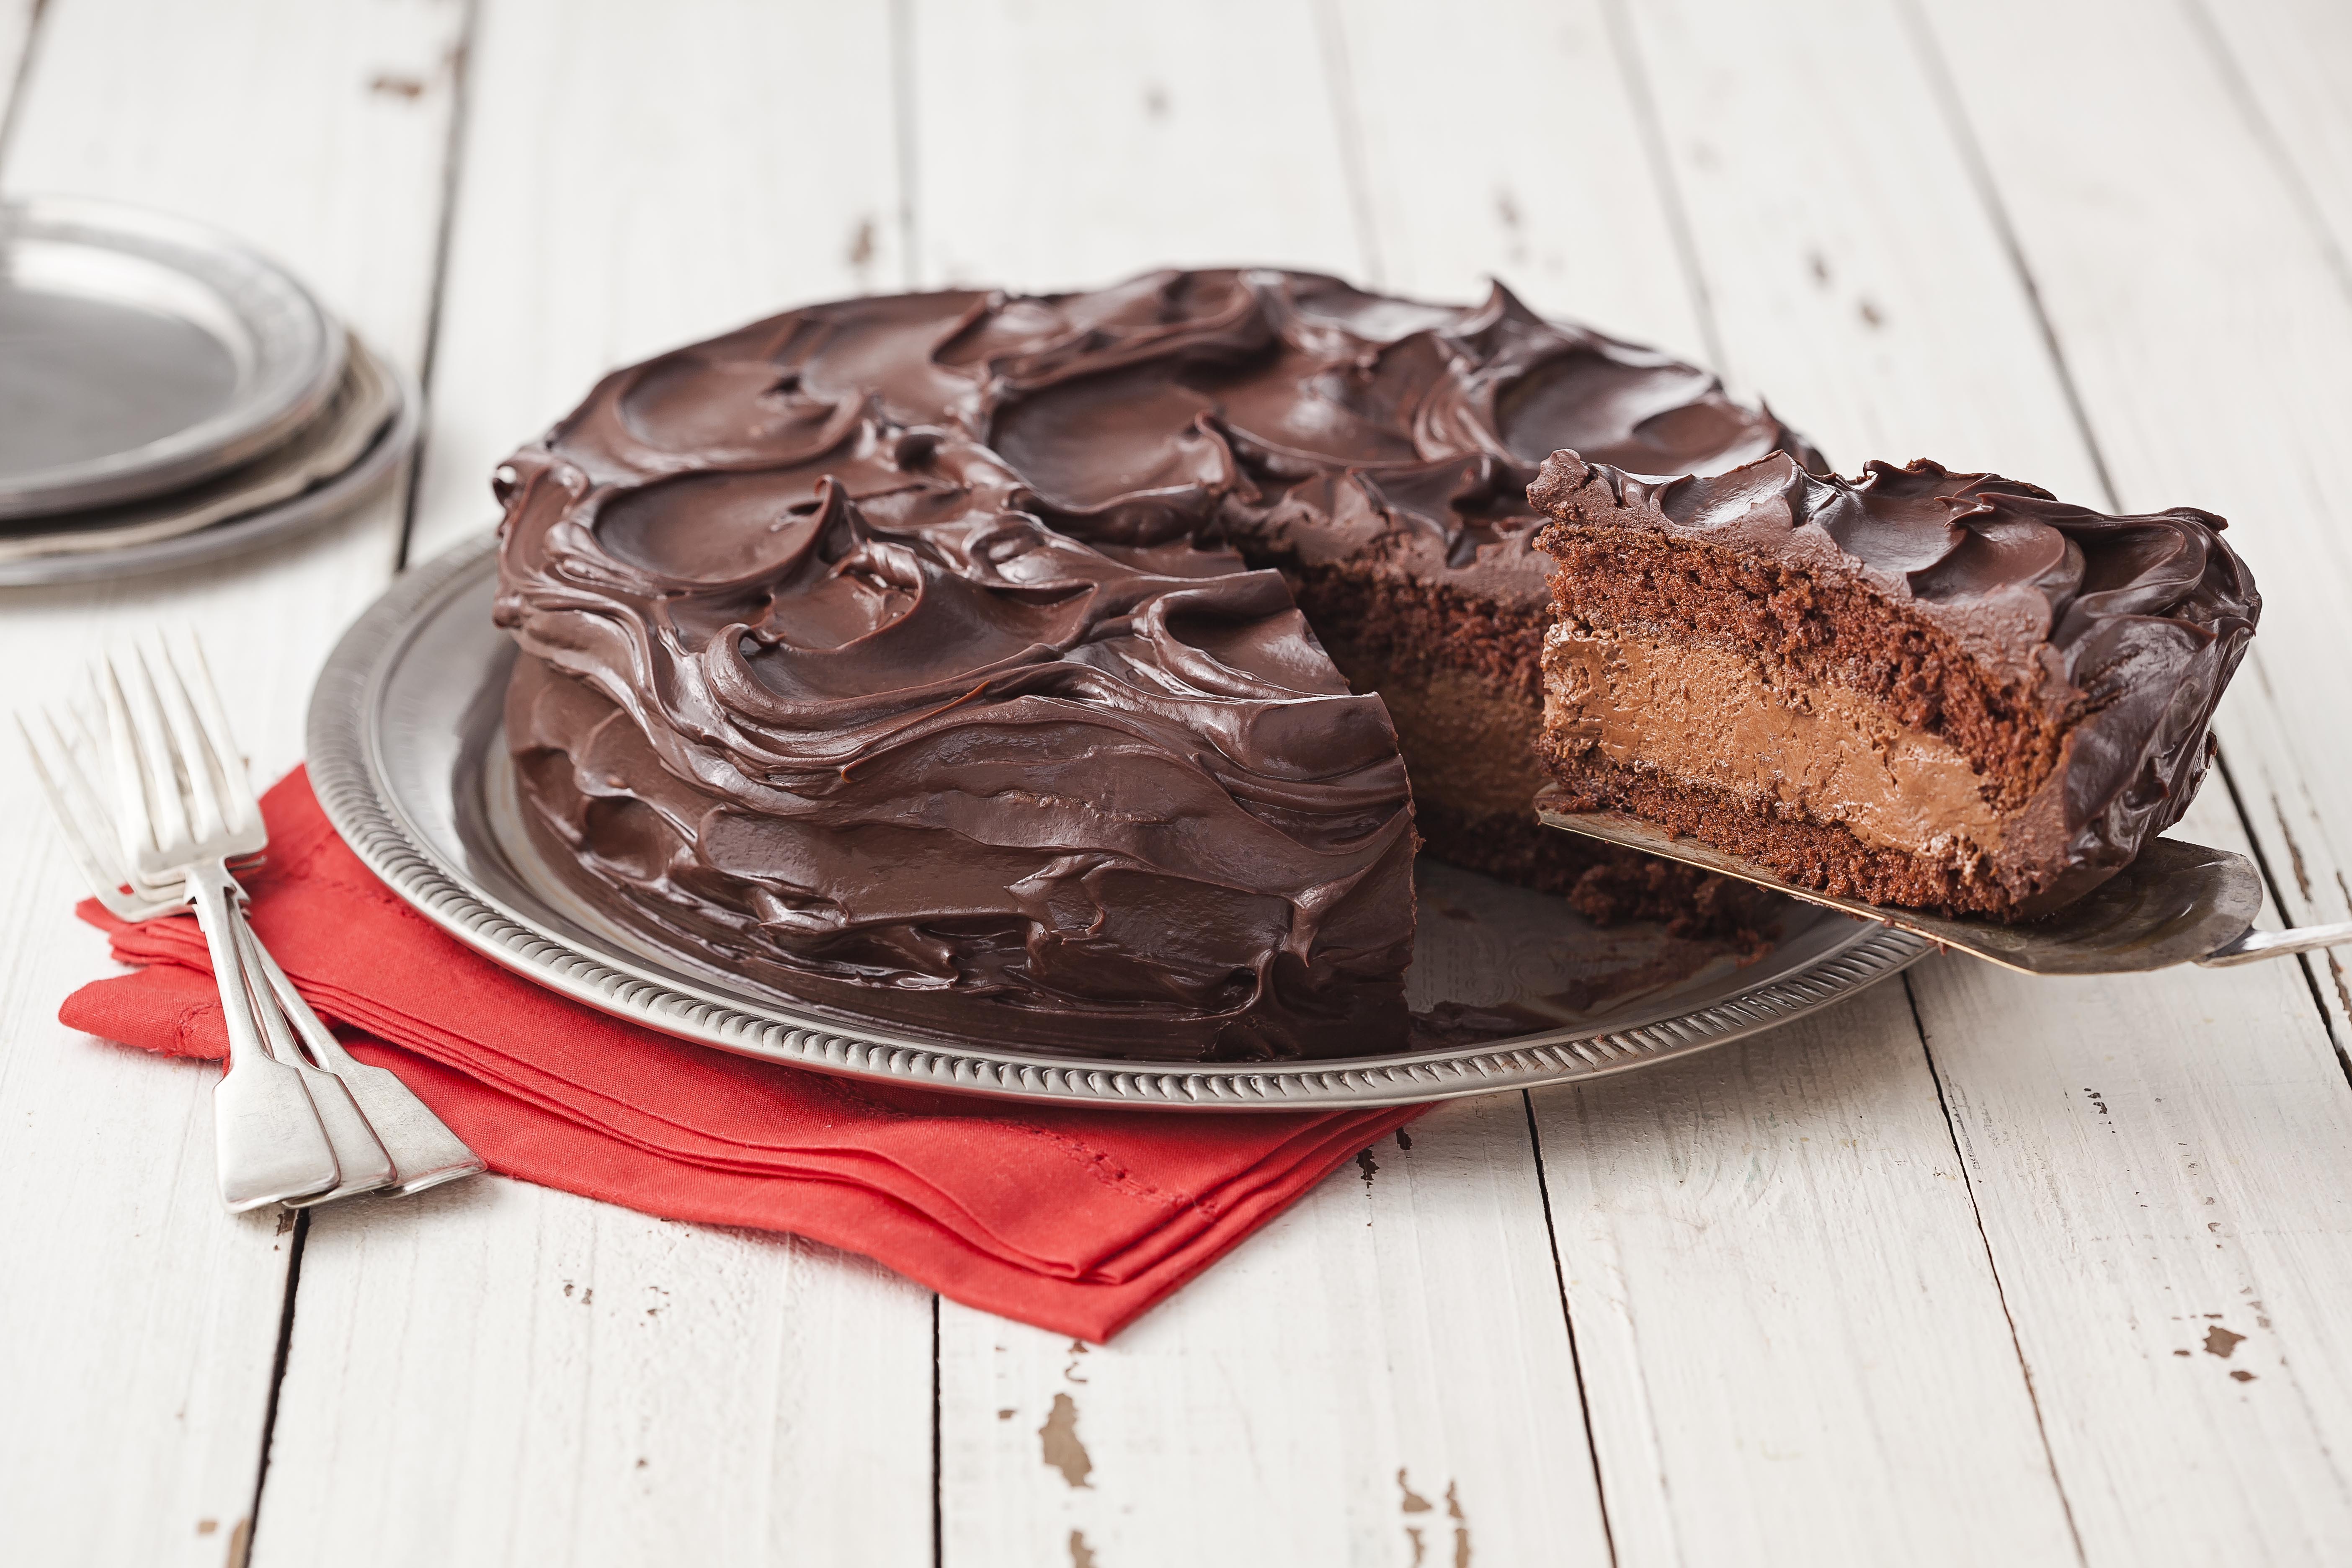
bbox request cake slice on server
[1527,450,2261,919]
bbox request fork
[100,639,483,1197]
[26,637,485,1209]
[27,733,479,1204]
[29,638,488,1206]
[68,643,354,1211]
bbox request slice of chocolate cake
[1528,451,2260,918]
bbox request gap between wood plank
[1889,0,2122,515]
[1595,0,1728,378]
[396,0,485,575]
[2214,749,2352,1083]
[1902,977,2090,1566]
[931,1292,943,1568]
[1309,0,1385,290]
[900,15,941,1562]
[1897,0,2349,1069]
[239,1210,313,1568]
[246,0,483,1545]
[890,0,919,293]
[1520,1090,1621,1568]
[2179,0,2352,310]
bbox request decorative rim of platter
[308,533,1933,1110]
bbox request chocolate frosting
[1529,451,2262,900]
[493,270,1816,1057]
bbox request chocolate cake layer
[1530,451,2261,917]
[493,270,1816,1057]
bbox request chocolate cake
[1529,450,2261,918]
[492,269,1818,1059]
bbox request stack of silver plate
[0,197,421,587]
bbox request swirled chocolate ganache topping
[493,269,1818,1058]
[1530,451,2262,918]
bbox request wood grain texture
[1920,0,2352,1071]
[1896,0,2352,1554]
[405,0,909,563]
[1326,0,1711,370]
[1616,2,2352,1559]
[906,0,1364,292]
[254,1178,934,1568]
[253,4,936,1564]
[2190,0,2352,286]
[1913,786,2352,1562]
[1534,982,2079,1566]
[2141,0,2352,1057]
[939,1096,1613,1568]
[0,1,464,1563]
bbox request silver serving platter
[0,196,343,518]
[0,341,419,588]
[307,536,1933,1109]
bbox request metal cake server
[1538,802,2352,976]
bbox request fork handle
[241,937,486,1197]
[2197,920,2352,966]
[186,864,341,1211]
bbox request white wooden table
[7,2,2352,1563]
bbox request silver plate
[0,344,418,588]
[307,537,1932,1109]
[0,196,344,519]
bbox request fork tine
[20,714,128,908]
[149,640,227,847]
[36,710,138,892]
[61,701,152,892]
[115,647,193,854]
[99,655,165,864]
[21,712,180,921]
[179,633,258,834]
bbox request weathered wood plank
[253,4,938,1564]
[1331,0,1712,365]
[906,0,1361,292]
[913,5,1613,1561]
[2158,0,2352,1053]
[2191,0,2352,286]
[1618,0,2352,1558]
[256,1179,934,1568]
[1615,0,2104,484]
[1533,982,2081,1566]
[1897,0,2352,1554]
[940,1096,1611,1568]
[0,0,466,1562]
[1914,785,2352,1562]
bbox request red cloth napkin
[62,768,1420,1341]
